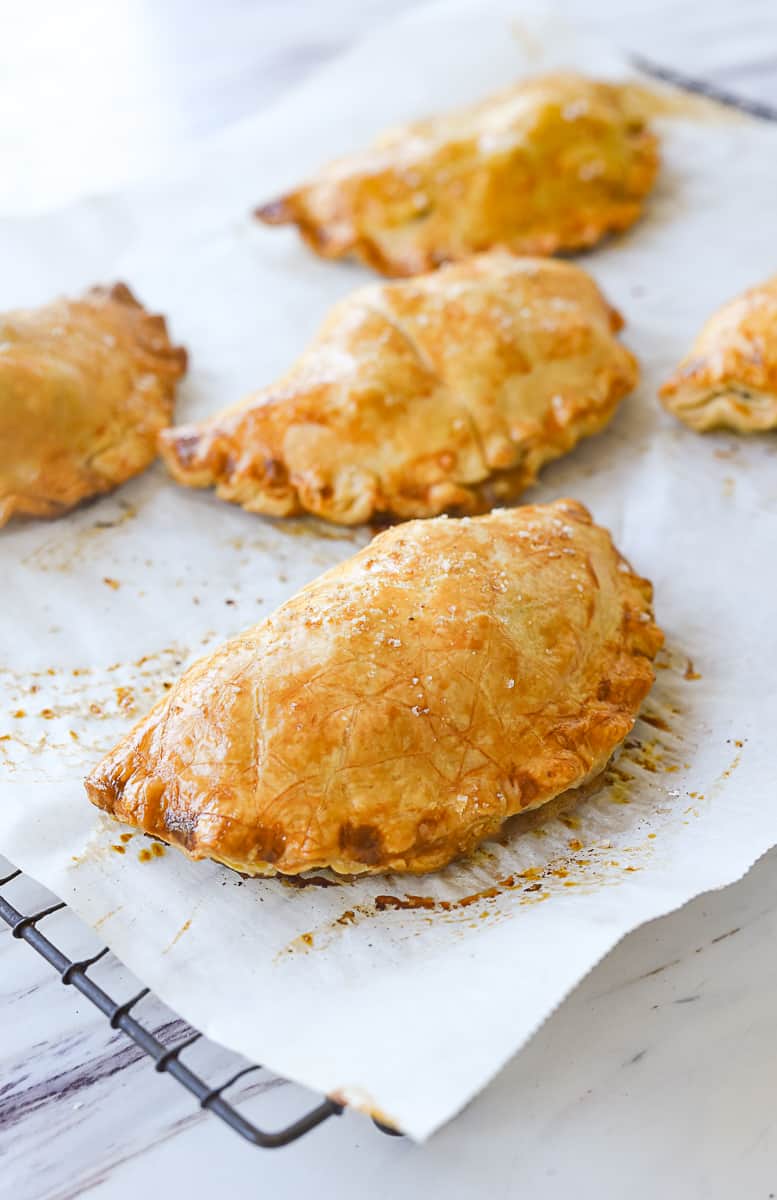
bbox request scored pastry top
[86,499,663,877]
[160,252,637,524]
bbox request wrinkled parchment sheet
[2,0,777,1141]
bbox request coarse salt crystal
[563,99,588,120]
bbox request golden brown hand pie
[86,499,663,877]
[660,275,777,432]
[255,72,659,276]
[0,284,187,527]
[160,253,637,525]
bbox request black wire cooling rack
[631,55,777,122]
[0,861,346,1148]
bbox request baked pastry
[160,252,637,524]
[660,275,777,432]
[86,499,663,876]
[0,284,187,527]
[255,72,659,276]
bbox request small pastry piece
[660,275,777,432]
[86,499,663,877]
[160,252,637,525]
[256,72,659,276]
[0,284,187,527]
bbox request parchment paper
[2,0,777,1141]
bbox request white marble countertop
[2,2,777,1197]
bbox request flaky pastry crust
[0,283,187,527]
[160,253,637,524]
[86,499,663,877]
[660,275,777,432]
[255,73,659,276]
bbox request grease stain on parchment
[17,637,741,965]
[21,499,139,572]
[274,643,745,958]
[163,914,196,954]
[20,495,363,582]
[0,646,190,771]
[167,918,191,948]
[138,842,166,863]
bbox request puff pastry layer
[0,284,187,527]
[660,275,777,432]
[86,499,663,877]
[160,253,637,524]
[256,73,659,276]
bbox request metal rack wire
[631,55,777,122]
[0,862,345,1148]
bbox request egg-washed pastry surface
[256,72,659,276]
[160,253,637,525]
[0,284,187,527]
[660,275,777,432]
[86,499,663,877]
